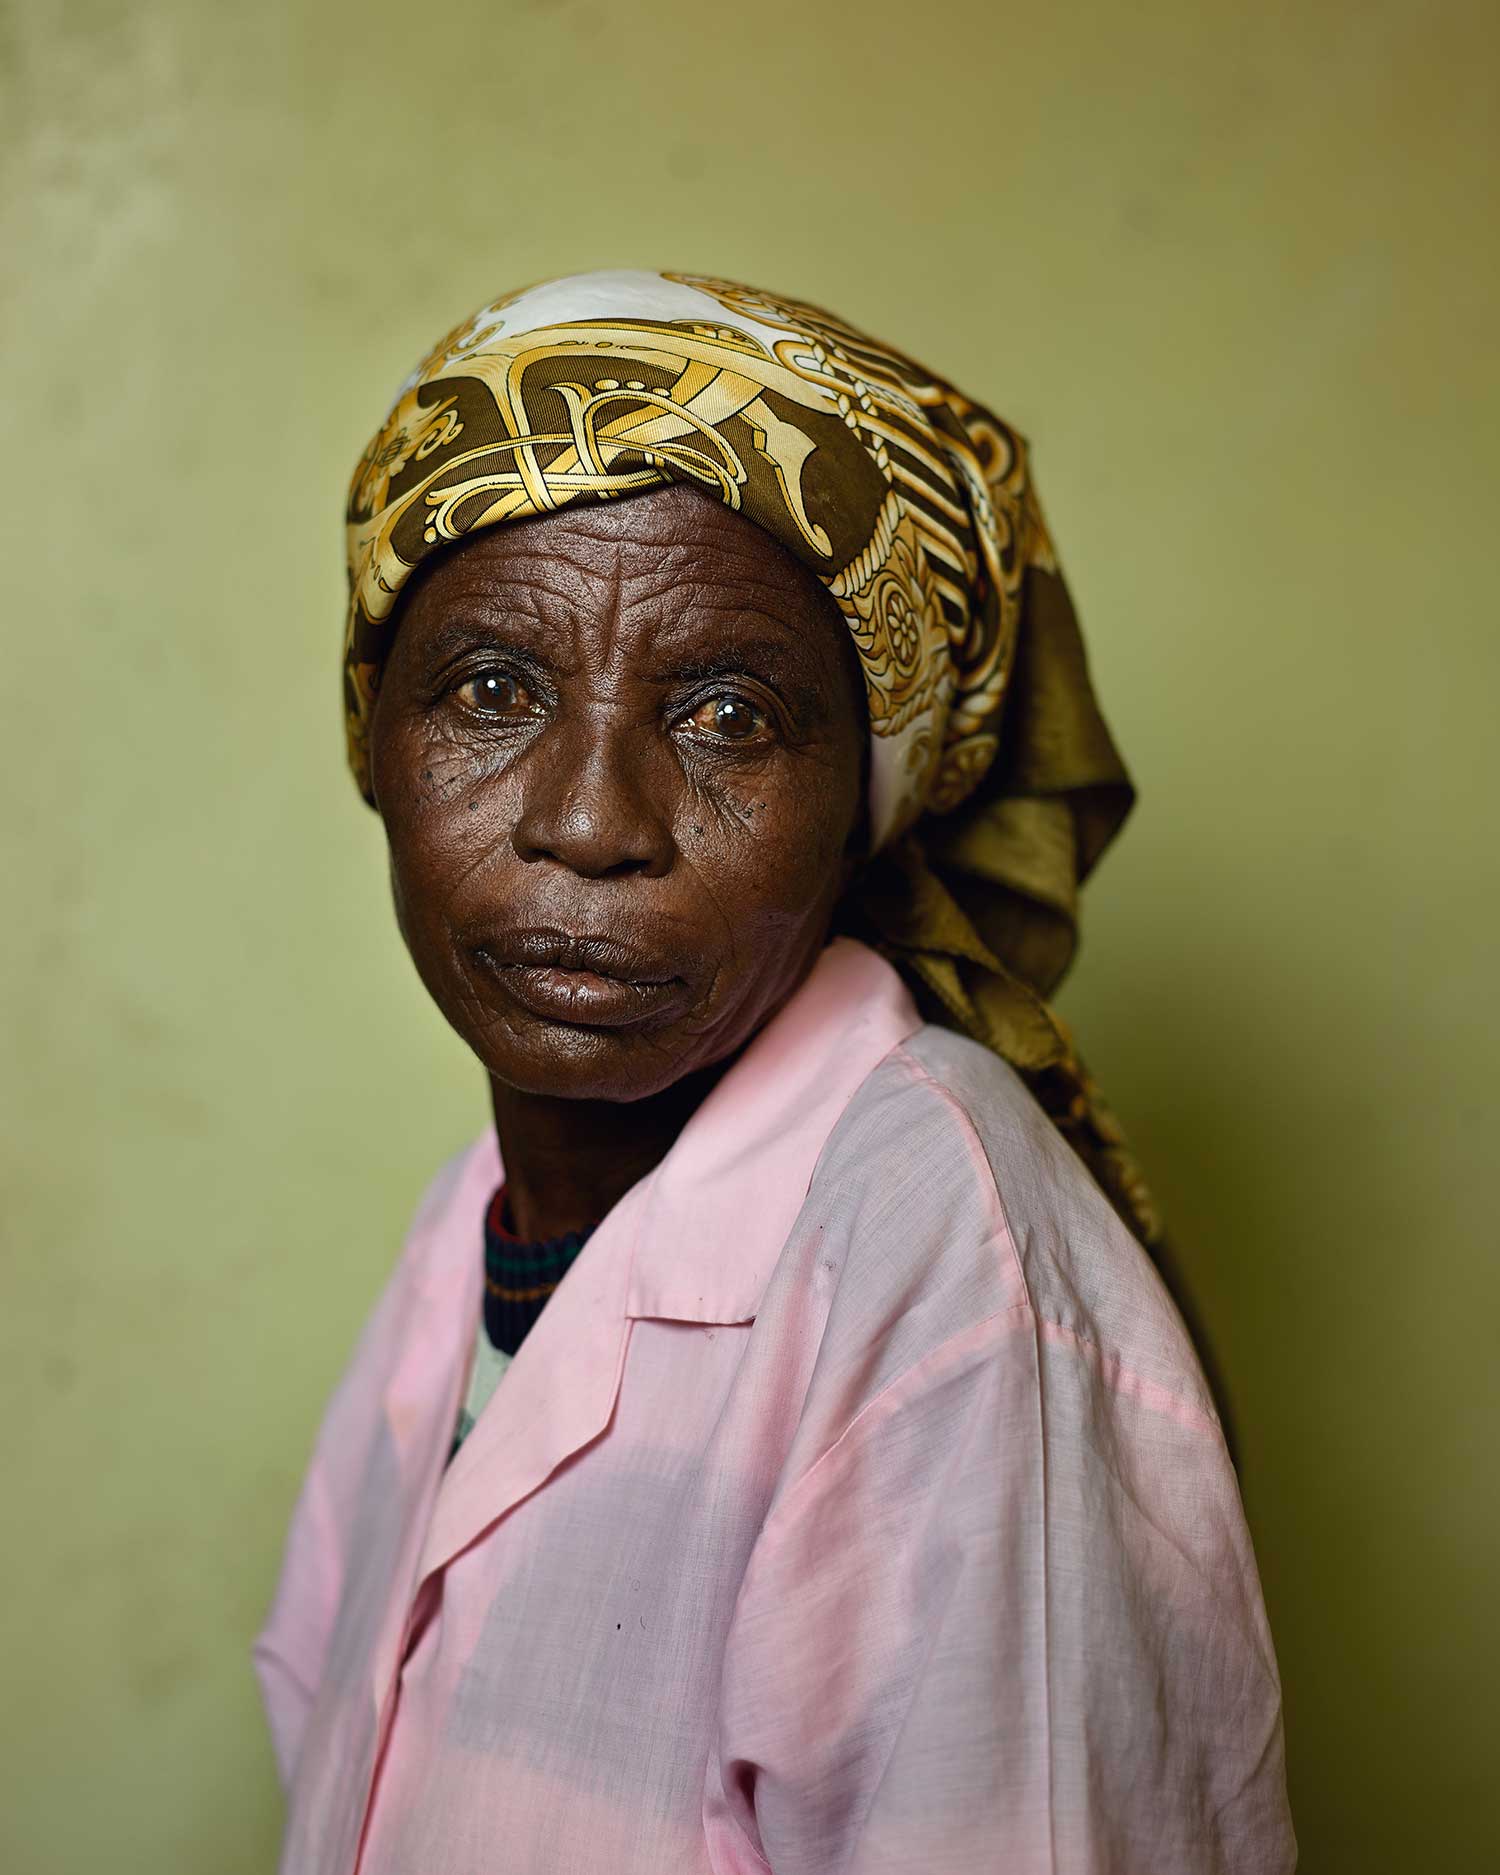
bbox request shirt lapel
[414,1177,641,1583]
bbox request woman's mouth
[470,928,689,1030]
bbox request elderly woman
[254,272,1294,1874]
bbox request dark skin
[369,482,869,1242]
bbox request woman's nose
[509,712,676,880]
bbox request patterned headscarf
[344,270,1161,1246]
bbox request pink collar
[624,937,921,1323]
[414,936,921,1325]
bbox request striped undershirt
[448,1186,595,1461]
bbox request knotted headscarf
[344,270,1161,1247]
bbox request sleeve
[252,1454,344,1789]
[250,1148,470,1791]
[708,1310,1296,1875]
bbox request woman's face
[370,483,868,1103]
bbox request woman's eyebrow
[408,564,585,628]
[660,645,821,705]
[400,618,561,690]
[405,603,556,659]
[659,646,827,722]
[661,639,809,679]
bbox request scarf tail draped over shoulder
[343,270,1161,1249]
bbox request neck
[488,1063,730,1242]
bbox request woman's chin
[465,1015,707,1106]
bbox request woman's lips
[470,928,688,1030]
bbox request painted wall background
[2,0,1495,1867]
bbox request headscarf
[343,270,1162,1248]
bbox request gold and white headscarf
[344,271,1160,1247]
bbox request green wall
[3,2,1495,1867]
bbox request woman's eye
[453,670,539,717]
[680,695,769,742]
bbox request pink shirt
[254,938,1294,1873]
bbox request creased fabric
[254,941,1295,1873]
[342,271,1158,1244]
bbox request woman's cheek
[756,756,857,892]
[700,748,819,835]
[411,721,509,809]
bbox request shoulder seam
[887,1042,1032,1310]
[883,1041,1220,1438]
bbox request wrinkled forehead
[393,476,845,608]
[384,481,865,708]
